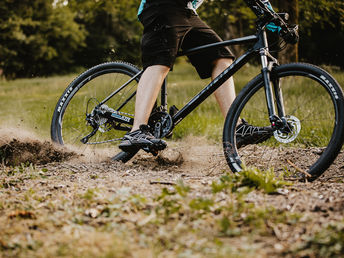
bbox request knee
[213,58,233,69]
[145,65,170,74]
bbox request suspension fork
[260,48,278,124]
[271,69,286,118]
[259,31,286,127]
[261,51,291,134]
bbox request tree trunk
[276,0,299,63]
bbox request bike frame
[170,29,283,128]
[100,28,285,132]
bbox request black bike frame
[100,29,281,129]
[169,30,279,127]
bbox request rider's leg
[212,58,236,117]
[118,64,169,153]
[131,65,170,131]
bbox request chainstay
[85,112,133,145]
[85,137,123,145]
[84,110,134,145]
[113,110,134,117]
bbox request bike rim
[226,70,339,179]
[58,68,139,153]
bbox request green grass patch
[290,221,344,257]
[0,61,343,145]
[0,75,75,139]
[212,167,292,194]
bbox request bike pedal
[142,141,166,156]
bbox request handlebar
[244,0,299,45]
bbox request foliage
[0,0,86,78]
[199,0,256,55]
[198,0,257,57]
[211,168,291,194]
[68,0,142,68]
[0,0,343,78]
[298,0,344,67]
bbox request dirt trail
[0,129,343,256]
[1,129,343,204]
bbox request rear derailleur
[81,104,132,144]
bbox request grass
[1,60,344,256]
[1,60,343,179]
[289,221,344,257]
[166,59,261,140]
[1,60,343,145]
[0,74,75,139]
[0,59,260,141]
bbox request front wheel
[223,63,344,181]
[51,62,141,155]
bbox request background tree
[199,0,256,57]
[68,0,142,68]
[272,0,299,63]
[0,0,86,78]
[0,0,343,79]
[298,0,344,67]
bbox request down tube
[172,50,256,126]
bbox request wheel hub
[273,115,301,143]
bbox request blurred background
[0,0,343,79]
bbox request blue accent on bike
[262,0,274,11]
[138,0,146,16]
[266,2,273,11]
[266,22,282,33]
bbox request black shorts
[140,7,235,79]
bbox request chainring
[148,111,173,138]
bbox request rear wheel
[51,62,141,156]
[223,63,344,181]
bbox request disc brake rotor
[273,115,301,143]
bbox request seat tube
[160,78,168,112]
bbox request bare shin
[132,65,170,131]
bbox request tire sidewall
[223,63,344,179]
[50,62,141,144]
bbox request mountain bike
[51,0,344,181]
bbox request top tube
[177,35,258,57]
